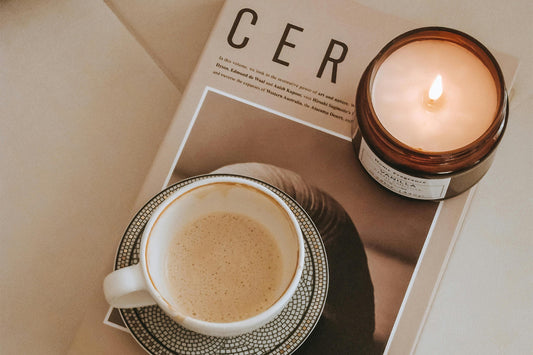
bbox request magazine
[104,0,518,354]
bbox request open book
[104,0,518,353]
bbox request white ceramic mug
[103,175,305,337]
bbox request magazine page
[165,87,439,354]
[105,0,519,354]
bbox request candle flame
[429,74,443,101]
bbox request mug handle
[103,263,156,307]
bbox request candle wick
[424,91,445,111]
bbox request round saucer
[114,174,329,355]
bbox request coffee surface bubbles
[166,211,283,322]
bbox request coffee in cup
[103,175,305,337]
[166,210,283,323]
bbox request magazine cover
[104,0,518,354]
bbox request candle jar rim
[356,26,508,175]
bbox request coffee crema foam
[165,211,283,323]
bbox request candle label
[359,138,450,200]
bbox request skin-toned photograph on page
[165,89,438,354]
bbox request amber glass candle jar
[352,27,508,200]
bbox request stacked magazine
[104,0,518,354]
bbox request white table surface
[1,0,531,354]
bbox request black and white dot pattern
[115,174,329,355]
